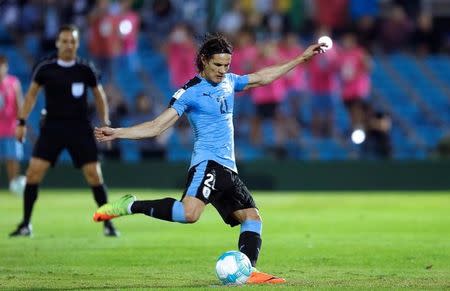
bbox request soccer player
[0,55,26,195]
[93,34,325,283]
[9,24,118,237]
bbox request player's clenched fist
[95,126,117,142]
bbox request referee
[10,24,118,237]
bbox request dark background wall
[2,160,449,191]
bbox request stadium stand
[0,0,449,162]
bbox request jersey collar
[57,59,76,67]
[198,74,221,86]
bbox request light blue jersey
[170,73,249,172]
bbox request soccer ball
[9,175,26,197]
[215,251,252,285]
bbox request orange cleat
[93,194,136,222]
[246,269,286,284]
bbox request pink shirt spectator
[89,14,122,58]
[278,43,306,92]
[232,44,258,75]
[0,75,20,137]
[166,26,197,88]
[340,47,370,101]
[308,47,340,94]
[120,11,140,54]
[252,45,287,104]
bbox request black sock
[91,184,108,207]
[103,219,114,229]
[131,198,176,221]
[23,184,39,225]
[238,231,262,267]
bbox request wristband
[17,119,26,126]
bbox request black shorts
[182,160,257,227]
[32,121,98,168]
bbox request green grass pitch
[1,189,449,290]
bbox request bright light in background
[351,129,366,144]
[119,20,132,35]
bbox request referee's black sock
[131,198,185,222]
[91,184,113,228]
[238,231,262,267]
[91,184,108,207]
[23,184,39,225]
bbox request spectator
[40,0,64,57]
[307,27,340,137]
[393,0,421,18]
[88,0,122,83]
[349,0,379,52]
[127,92,166,159]
[231,29,259,138]
[242,10,265,41]
[217,0,245,37]
[339,31,372,131]
[313,0,349,32]
[250,41,288,146]
[165,24,197,89]
[354,15,379,53]
[434,134,450,158]
[278,31,306,139]
[69,0,95,31]
[19,1,41,35]
[0,55,26,195]
[142,0,180,50]
[172,0,208,36]
[230,29,258,137]
[230,29,258,76]
[413,13,442,56]
[261,0,291,40]
[378,5,414,53]
[118,0,141,73]
[362,108,392,159]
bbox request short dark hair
[0,55,7,65]
[58,24,79,37]
[196,33,233,72]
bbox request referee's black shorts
[32,120,98,168]
[181,160,257,227]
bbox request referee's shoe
[9,222,32,237]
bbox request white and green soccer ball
[215,250,252,285]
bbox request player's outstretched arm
[95,108,180,142]
[243,43,325,90]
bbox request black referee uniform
[31,56,99,167]
[9,55,118,237]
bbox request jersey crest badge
[71,82,84,98]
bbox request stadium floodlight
[351,129,366,144]
[119,20,133,35]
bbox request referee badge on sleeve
[71,83,84,98]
